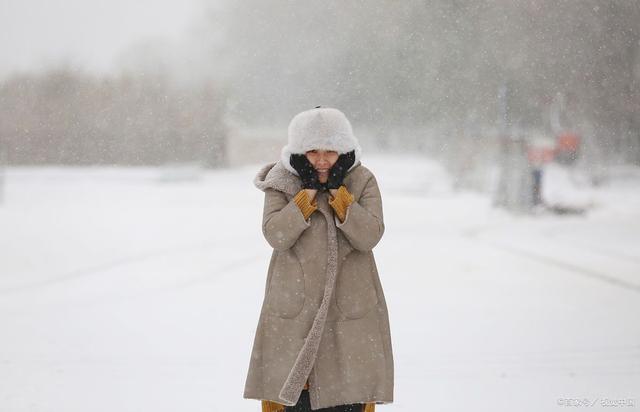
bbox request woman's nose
[317,155,329,166]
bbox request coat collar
[254,160,301,195]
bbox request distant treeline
[1,0,639,167]
[0,69,228,167]
[211,0,640,165]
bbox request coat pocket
[335,251,379,319]
[265,250,306,319]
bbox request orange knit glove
[293,190,318,221]
[328,185,354,222]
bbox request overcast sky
[0,0,208,79]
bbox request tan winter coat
[243,159,394,410]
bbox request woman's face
[305,149,339,183]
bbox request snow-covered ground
[0,154,638,412]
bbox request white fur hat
[280,106,362,176]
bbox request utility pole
[0,135,4,205]
[493,83,535,213]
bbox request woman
[243,107,394,411]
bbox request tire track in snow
[67,253,265,308]
[462,224,640,293]
[166,253,265,291]
[0,238,244,296]
[541,229,640,265]
[0,253,265,313]
[477,237,640,294]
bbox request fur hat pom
[280,107,362,176]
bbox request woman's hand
[290,154,323,190]
[326,151,356,189]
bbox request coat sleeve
[335,174,385,251]
[262,188,312,251]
